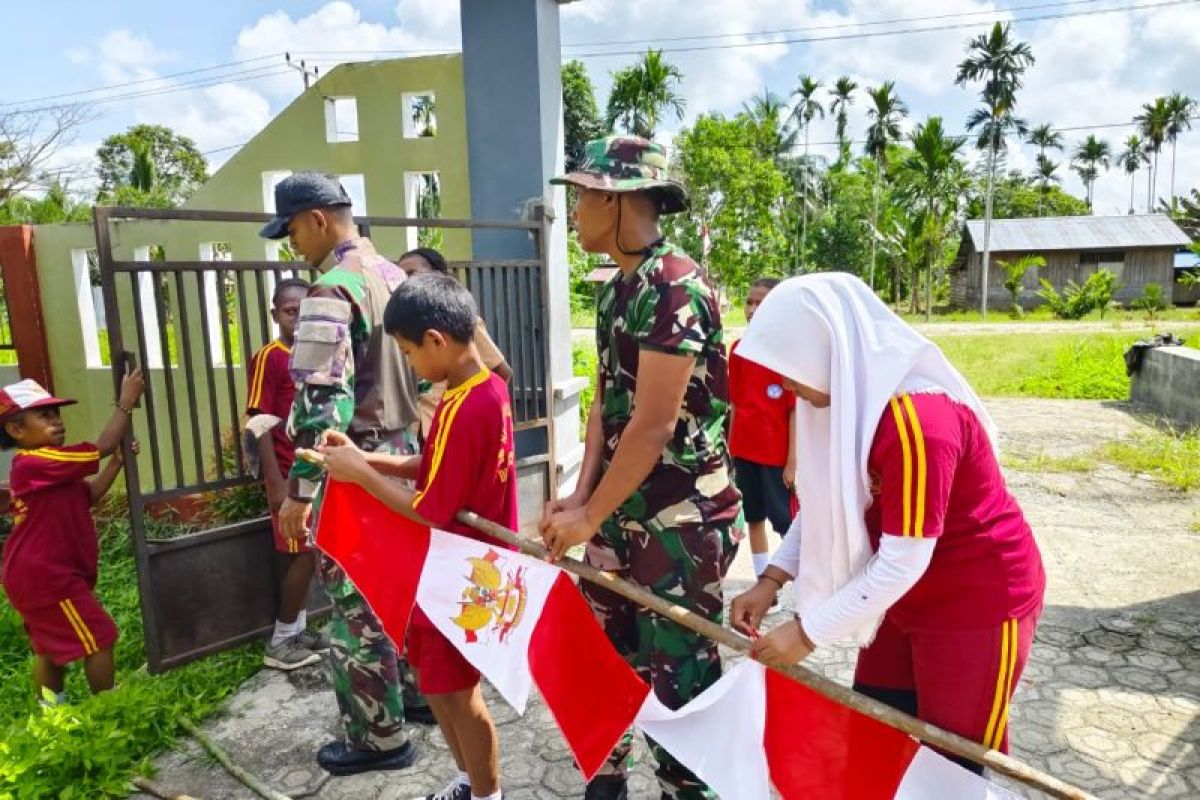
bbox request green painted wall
[24,55,473,488]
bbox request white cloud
[94,29,174,84]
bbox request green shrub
[1133,283,1169,319]
[572,341,597,434]
[1036,269,1121,320]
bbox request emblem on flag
[452,549,529,644]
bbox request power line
[567,0,1199,57]
[560,0,1107,48]
[0,54,284,109]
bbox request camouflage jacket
[595,241,741,532]
[287,237,419,500]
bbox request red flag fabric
[529,573,650,779]
[765,668,918,799]
[314,480,431,649]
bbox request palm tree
[789,75,825,271]
[605,49,685,139]
[955,22,1035,316]
[830,76,859,165]
[1135,97,1171,212]
[742,89,797,162]
[864,82,908,292]
[1027,123,1063,215]
[411,95,436,137]
[129,140,157,193]
[1033,153,1061,205]
[894,117,968,319]
[1071,135,1111,212]
[1164,92,1197,208]
[1116,134,1149,214]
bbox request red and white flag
[315,480,649,779]
[638,660,1021,800]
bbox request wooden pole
[179,719,294,800]
[457,510,1098,800]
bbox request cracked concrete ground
[133,399,1199,799]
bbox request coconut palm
[1033,153,1061,211]
[742,89,797,162]
[830,76,859,165]
[955,22,1035,315]
[864,82,908,291]
[1027,123,1063,216]
[1071,135,1111,212]
[789,75,826,271]
[1116,134,1149,214]
[1135,97,1171,212]
[1164,92,1197,208]
[894,117,968,319]
[605,49,686,139]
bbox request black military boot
[583,775,628,800]
[316,739,419,776]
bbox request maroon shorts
[407,606,480,695]
[20,589,119,666]
[270,509,312,554]
[854,609,1040,753]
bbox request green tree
[966,170,1088,218]
[96,124,208,207]
[742,89,797,162]
[1027,123,1063,215]
[829,76,859,165]
[1116,134,1149,215]
[1167,188,1200,238]
[1164,92,1197,208]
[1135,97,1170,212]
[998,253,1045,316]
[863,82,908,291]
[562,60,605,172]
[894,117,969,318]
[788,75,826,271]
[416,174,443,250]
[0,180,91,225]
[668,113,792,295]
[605,50,685,139]
[1032,153,1061,213]
[1071,135,1110,212]
[411,95,436,137]
[955,22,1035,315]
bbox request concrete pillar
[460,0,583,492]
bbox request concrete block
[1129,346,1200,429]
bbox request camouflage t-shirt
[595,242,741,532]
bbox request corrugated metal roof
[963,214,1191,252]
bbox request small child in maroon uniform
[0,369,144,703]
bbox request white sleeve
[800,535,936,647]
[768,513,803,579]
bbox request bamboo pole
[458,510,1097,800]
[179,719,294,800]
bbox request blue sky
[4,0,1199,214]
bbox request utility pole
[284,53,319,90]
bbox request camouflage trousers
[581,517,740,800]
[312,429,426,750]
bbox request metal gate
[94,205,555,672]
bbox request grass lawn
[900,305,1200,325]
[0,507,261,798]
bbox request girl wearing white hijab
[730,273,1044,770]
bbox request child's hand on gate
[119,367,145,409]
[321,444,373,486]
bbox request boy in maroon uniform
[0,369,144,703]
[245,277,328,670]
[729,277,796,577]
[321,272,514,800]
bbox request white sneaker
[417,780,471,800]
[263,636,321,670]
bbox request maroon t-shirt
[1,444,101,611]
[246,340,296,476]
[412,369,519,543]
[866,393,1045,630]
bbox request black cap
[259,172,353,239]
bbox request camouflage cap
[551,135,688,214]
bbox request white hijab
[736,273,997,644]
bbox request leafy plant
[1083,268,1122,320]
[1037,278,1093,319]
[572,341,597,433]
[998,254,1044,317]
[1133,282,1168,319]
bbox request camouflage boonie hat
[551,135,688,214]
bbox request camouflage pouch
[291,297,352,386]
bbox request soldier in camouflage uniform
[261,172,426,777]
[541,138,743,800]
